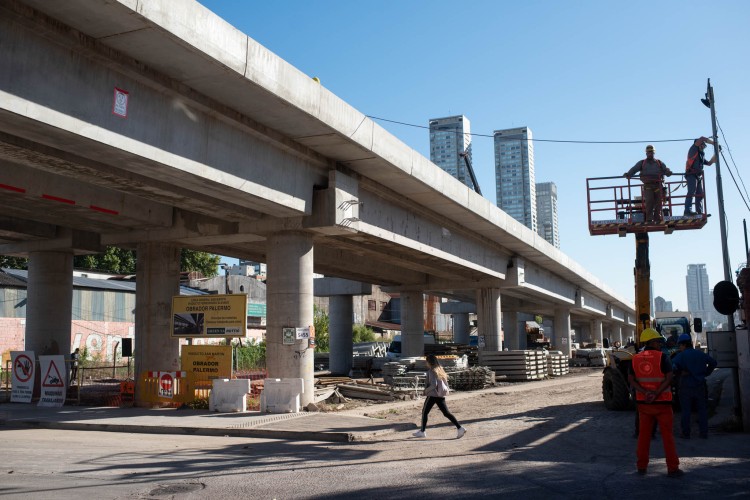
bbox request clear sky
[199,0,750,312]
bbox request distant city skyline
[429,115,476,192]
[200,0,750,313]
[536,182,560,248]
[686,263,714,324]
[495,127,536,231]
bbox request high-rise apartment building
[686,264,711,321]
[429,115,475,191]
[494,127,536,231]
[654,296,673,313]
[536,181,559,248]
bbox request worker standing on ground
[628,328,682,477]
[624,145,672,223]
[684,136,718,216]
[413,354,467,439]
[671,334,717,439]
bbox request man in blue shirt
[671,334,717,438]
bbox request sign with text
[159,372,175,398]
[38,355,66,407]
[171,294,248,338]
[181,345,232,386]
[10,351,34,403]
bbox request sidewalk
[0,402,414,442]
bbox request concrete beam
[314,277,372,297]
[440,301,477,314]
[0,228,101,255]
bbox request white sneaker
[457,426,467,439]
[413,430,426,438]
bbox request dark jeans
[679,382,708,437]
[685,174,703,213]
[421,396,461,432]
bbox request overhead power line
[367,115,695,144]
[716,117,750,211]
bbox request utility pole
[704,79,742,419]
[704,79,735,333]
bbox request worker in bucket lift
[684,136,718,216]
[624,145,672,223]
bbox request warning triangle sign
[43,360,65,387]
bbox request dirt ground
[355,367,603,427]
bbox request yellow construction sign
[171,294,247,337]
[181,345,232,388]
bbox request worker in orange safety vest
[628,328,683,477]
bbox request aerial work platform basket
[586,175,708,236]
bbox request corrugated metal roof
[0,270,27,286]
[0,268,207,295]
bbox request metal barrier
[138,371,191,406]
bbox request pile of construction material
[353,342,388,357]
[336,381,395,402]
[381,362,407,384]
[478,350,547,381]
[571,348,607,367]
[425,343,478,365]
[547,351,570,376]
[448,366,494,390]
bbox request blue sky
[200,0,750,312]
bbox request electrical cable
[367,115,695,144]
[716,118,750,206]
[719,150,750,213]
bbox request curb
[0,418,415,443]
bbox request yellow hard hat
[640,327,662,343]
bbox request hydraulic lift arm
[634,231,651,348]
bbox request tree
[313,305,330,352]
[74,247,136,274]
[352,324,376,343]
[0,256,28,269]
[181,249,220,277]
[72,247,219,276]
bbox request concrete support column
[25,251,73,355]
[554,308,572,357]
[593,319,604,347]
[615,325,623,345]
[476,288,502,351]
[503,311,520,350]
[401,291,424,357]
[329,295,353,375]
[453,313,470,344]
[267,231,314,407]
[135,243,181,404]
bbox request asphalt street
[0,369,748,499]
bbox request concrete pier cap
[313,277,372,297]
[440,301,477,315]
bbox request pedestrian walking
[672,333,717,439]
[628,328,683,477]
[70,347,80,384]
[413,354,467,439]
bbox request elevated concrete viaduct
[0,0,634,405]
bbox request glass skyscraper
[429,115,476,191]
[536,181,559,248]
[686,264,712,323]
[494,127,536,231]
